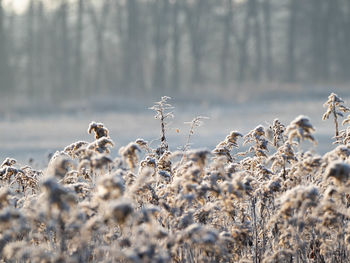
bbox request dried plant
[149,96,174,156]
[322,93,350,137]
[88,121,109,139]
[286,115,316,145]
[334,127,350,145]
[119,142,141,170]
[267,119,286,148]
[213,131,242,162]
[241,125,269,158]
[183,116,209,152]
[1,95,350,262]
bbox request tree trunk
[0,0,14,95]
[252,0,262,82]
[36,1,46,98]
[27,0,35,97]
[220,0,233,87]
[59,1,70,98]
[152,0,169,93]
[185,0,207,86]
[123,0,144,94]
[262,0,273,81]
[286,0,298,82]
[237,1,252,83]
[319,0,331,81]
[75,0,84,96]
[171,0,181,92]
[88,0,111,95]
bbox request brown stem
[332,99,339,137]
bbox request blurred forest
[1,0,350,104]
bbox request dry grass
[1,94,350,262]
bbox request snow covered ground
[0,94,347,167]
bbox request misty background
[0,0,349,164]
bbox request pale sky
[3,0,30,14]
[3,0,248,15]
[2,0,70,14]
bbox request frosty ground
[0,94,345,167]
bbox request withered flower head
[325,161,350,185]
[88,121,109,139]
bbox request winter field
[2,91,350,262]
[0,91,343,166]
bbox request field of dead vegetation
[1,94,350,262]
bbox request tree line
[0,0,350,102]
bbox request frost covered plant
[242,125,269,158]
[322,93,350,137]
[47,152,73,179]
[324,161,350,185]
[267,119,286,148]
[87,137,114,154]
[285,115,316,145]
[334,127,350,145]
[96,173,125,200]
[213,131,242,162]
[268,141,297,178]
[186,149,211,168]
[343,114,350,126]
[1,158,16,167]
[135,138,152,154]
[88,121,109,139]
[3,95,350,262]
[183,116,209,152]
[119,142,141,170]
[64,141,88,159]
[149,96,174,156]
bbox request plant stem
[332,97,339,137]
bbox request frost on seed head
[104,199,133,224]
[87,137,114,154]
[119,142,141,170]
[1,158,17,168]
[213,131,242,162]
[278,185,319,217]
[285,115,316,145]
[322,93,349,120]
[186,149,210,168]
[64,141,88,159]
[88,121,109,139]
[47,151,73,179]
[91,154,112,170]
[96,173,125,200]
[325,161,350,185]
[42,178,76,211]
[323,93,350,139]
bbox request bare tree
[122,0,145,94]
[220,0,233,87]
[36,1,46,98]
[251,0,262,82]
[57,0,71,99]
[170,0,182,92]
[286,0,298,82]
[74,0,84,96]
[236,0,252,83]
[26,0,35,97]
[0,0,13,95]
[185,0,209,86]
[88,0,111,94]
[262,0,273,81]
[334,0,350,82]
[152,0,170,93]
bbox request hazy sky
[3,0,29,14]
[3,0,248,14]
[3,0,74,14]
